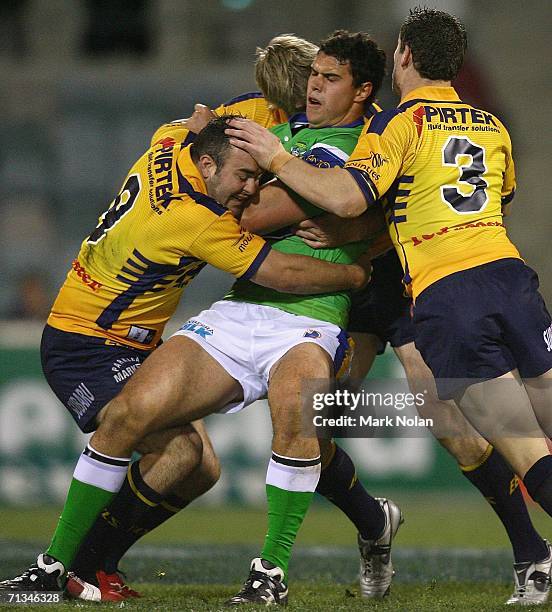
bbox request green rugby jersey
[225,113,369,328]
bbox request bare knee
[96,393,152,450]
[438,436,491,467]
[194,445,221,495]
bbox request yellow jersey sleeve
[189,213,271,279]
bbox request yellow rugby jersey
[345,86,518,298]
[151,92,288,147]
[48,131,270,350]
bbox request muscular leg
[457,371,552,519]
[396,342,548,563]
[259,343,329,577]
[46,336,241,570]
[523,368,552,437]
[315,332,386,540]
[71,420,221,579]
[394,342,488,462]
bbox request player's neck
[399,75,452,101]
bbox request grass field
[1,493,551,610]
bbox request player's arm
[241,138,364,234]
[226,118,364,217]
[189,211,370,294]
[240,179,310,234]
[295,208,389,249]
[226,117,406,218]
[251,248,370,293]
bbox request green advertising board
[0,336,469,506]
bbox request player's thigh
[268,342,333,438]
[106,335,243,430]
[348,332,380,383]
[395,341,489,464]
[523,368,552,438]
[456,370,549,478]
[40,324,151,433]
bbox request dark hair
[190,114,239,168]
[318,30,386,103]
[399,7,467,81]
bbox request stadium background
[0,1,551,608]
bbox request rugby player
[227,7,552,605]
[0,117,372,597]
[58,34,320,602]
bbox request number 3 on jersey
[87,174,142,244]
[441,136,488,214]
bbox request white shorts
[172,300,352,413]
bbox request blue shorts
[347,250,415,352]
[413,259,552,400]
[41,324,153,433]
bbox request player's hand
[295,215,349,248]
[351,251,373,290]
[365,231,393,259]
[184,104,216,134]
[226,118,288,171]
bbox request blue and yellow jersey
[345,86,518,298]
[48,130,270,350]
[151,92,288,148]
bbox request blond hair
[255,34,318,116]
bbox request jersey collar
[400,86,461,104]
[288,112,364,130]
[177,145,208,195]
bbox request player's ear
[197,154,218,180]
[355,81,373,104]
[401,44,412,69]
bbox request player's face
[206,146,261,211]
[306,52,364,128]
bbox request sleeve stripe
[240,242,272,280]
[344,167,379,206]
[367,108,402,135]
[502,189,515,206]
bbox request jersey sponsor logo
[543,323,552,352]
[67,382,95,418]
[180,319,214,338]
[111,356,142,383]
[413,106,425,136]
[411,220,505,247]
[71,259,102,291]
[126,326,155,346]
[233,231,256,253]
[344,159,381,182]
[290,142,308,157]
[424,105,498,127]
[303,329,322,339]
[146,138,177,215]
